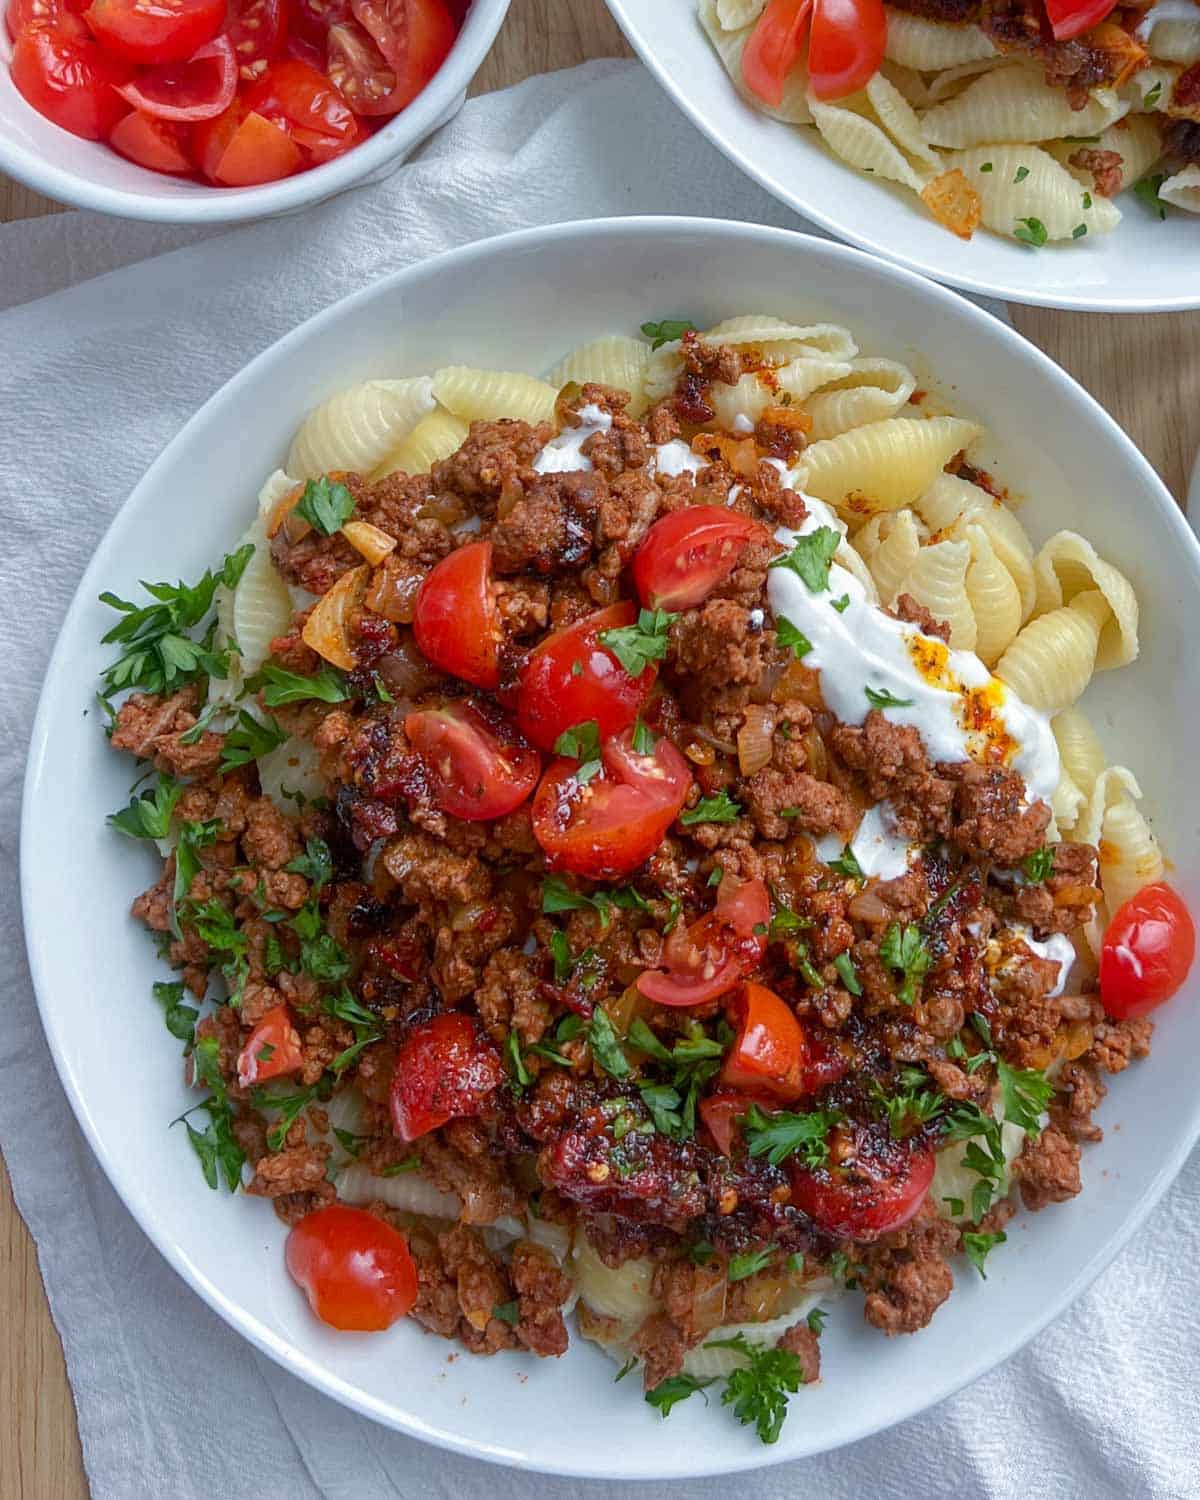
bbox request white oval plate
[21,217,1200,1478]
[606,0,1200,312]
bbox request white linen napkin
[1,59,1196,1500]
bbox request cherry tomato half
[236,1003,304,1088]
[638,875,770,1008]
[1044,0,1118,40]
[286,1204,417,1331]
[531,726,692,881]
[193,96,302,181]
[789,1126,934,1241]
[808,0,886,101]
[6,0,86,41]
[116,31,236,118]
[516,602,656,753]
[109,107,192,168]
[742,0,811,108]
[719,980,848,1101]
[1099,880,1195,1020]
[390,1012,504,1142]
[632,506,769,612]
[225,0,287,80]
[83,0,224,64]
[244,56,365,163]
[326,0,453,115]
[286,0,349,51]
[12,22,133,137]
[411,540,501,691]
[699,1087,778,1157]
[404,700,540,822]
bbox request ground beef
[509,1241,572,1357]
[829,712,954,842]
[110,687,224,776]
[1051,1059,1107,1143]
[1068,147,1125,197]
[942,762,1051,865]
[380,830,491,906]
[860,1198,958,1334]
[1165,118,1200,166]
[743,766,858,840]
[438,1224,518,1353]
[418,1131,525,1226]
[1014,1124,1082,1211]
[892,592,951,643]
[631,1312,689,1389]
[430,419,549,506]
[247,1140,334,1200]
[1089,1016,1153,1073]
[491,470,605,574]
[777,1321,821,1384]
[241,796,303,871]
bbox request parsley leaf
[187,897,250,1005]
[680,790,741,826]
[1134,172,1168,220]
[294,476,356,535]
[172,818,221,938]
[1022,845,1055,882]
[598,607,675,678]
[631,718,656,754]
[833,951,862,996]
[1013,217,1048,248]
[997,1059,1053,1137]
[741,1103,840,1169]
[108,774,182,840]
[553,720,602,783]
[492,1299,520,1326]
[152,979,198,1052]
[830,594,850,613]
[728,1245,777,1283]
[1072,224,1087,240]
[253,1080,325,1151]
[248,663,349,707]
[541,875,611,929]
[645,1373,716,1417]
[291,902,351,983]
[865,685,914,709]
[587,1008,631,1079]
[769,527,841,593]
[768,905,811,941]
[962,1229,1006,1278]
[1143,80,1163,107]
[705,1333,806,1444]
[175,1035,246,1191]
[284,836,334,894]
[879,921,932,1006]
[776,616,812,660]
[639,1082,685,1137]
[505,1030,533,1089]
[806,1306,827,1335]
[873,1067,944,1139]
[627,1018,674,1064]
[640,318,696,351]
[219,710,288,772]
[1014,165,1029,183]
[827,844,864,880]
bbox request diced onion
[342,520,397,566]
[265,481,307,540]
[301,564,369,670]
[772,659,825,710]
[737,705,775,775]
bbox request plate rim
[19,214,1200,1477]
[604,0,1200,315]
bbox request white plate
[606,0,1200,312]
[21,217,1200,1478]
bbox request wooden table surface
[1,1,1196,1493]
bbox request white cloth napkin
[1,59,1196,1500]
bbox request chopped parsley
[541,875,612,929]
[285,836,334,893]
[998,1059,1053,1137]
[865,685,914,709]
[741,1103,840,1169]
[505,1030,533,1089]
[873,1067,944,1139]
[187,897,250,1005]
[172,818,220,938]
[152,979,198,1052]
[598,607,675,677]
[248,663,349,707]
[769,527,841,593]
[174,1035,246,1191]
[219,710,288,773]
[1013,217,1048,248]
[626,1020,727,1137]
[705,1333,807,1444]
[680,790,742,826]
[1134,173,1168,221]
[587,1008,631,1079]
[827,844,864,880]
[631,717,656,754]
[830,594,850,614]
[769,904,812,941]
[108,774,182,840]
[1013,165,1029,184]
[879,921,932,1006]
[728,1245,777,1283]
[776,616,812,660]
[944,1101,1009,1221]
[553,719,602,783]
[962,1229,1007,1278]
[806,1306,827,1335]
[291,902,352,985]
[1072,224,1088,239]
[980,161,994,173]
[1143,80,1163,108]
[254,1079,328,1152]
[1022,845,1055,882]
[1082,191,1093,209]
[614,1355,638,1381]
[645,1373,716,1417]
[833,951,862,996]
[294,476,356,535]
[640,318,696,351]
[492,1299,520,1326]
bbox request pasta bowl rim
[20,214,1200,1476]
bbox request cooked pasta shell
[546,335,650,416]
[921,68,1128,147]
[256,733,325,810]
[1074,764,1142,847]
[286,377,436,480]
[337,1162,463,1220]
[644,316,857,403]
[883,6,997,70]
[1052,707,1109,798]
[805,357,917,440]
[915,473,1037,621]
[211,482,294,706]
[897,537,976,649]
[716,0,766,24]
[1051,764,1088,835]
[683,1289,834,1378]
[1160,164,1200,212]
[1121,62,1181,113]
[1099,794,1165,913]
[945,145,1123,240]
[432,366,558,426]
[925,57,1022,104]
[866,70,940,165]
[810,96,930,191]
[1142,14,1200,64]
[571,1239,657,1339]
[1031,530,1138,670]
[375,407,470,477]
[994,589,1108,713]
[1046,114,1164,192]
[964,523,1022,666]
[710,356,855,429]
[864,509,924,604]
[798,415,981,520]
[878,59,934,108]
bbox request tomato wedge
[638,875,770,1008]
[404,700,540,822]
[1044,0,1119,41]
[390,1012,504,1142]
[225,0,287,81]
[788,1126,934,1241]
[412,540,501,692]
[531,726,692,881]
[632,506,769,612]
[808,0,886,101]
[516,602,657,753]
[109,108,192,168]
[83,0,224,64]
[742,0,812,108]
[10,23,132,137]
[699,1087,777,1157]
[326,0,453,115]
[244,56,365,163]
[236,1003,304,1088]
[6,0,86,40]
[116,31,236,118]
[1099,881,1195,1020]
[193,97,302,180]
[286,0,349,53]
[286,1205,418,1331]
[719,980,848,1101]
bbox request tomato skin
[718,980,847,1101]
[412,541,501,691]
[530,727,692,881]
[404,700,540,822]
[1044,0,1118,40]
[742,0,812,107]
[225,0,287,79]
[699,1088,778,1157]
[193,96,302,180]
[83,0,225,64]
[390,1012,504,1142]
[236,1003,304,1088]
[6,0,86,41]
[11,23,132,137]
[789,1130,935,1241]
[244,56,364,163]
[516,602,656,753]
[327,0,454,116]
[638,875,770,1008]
[808,0,886,101]
[109,107,192,168]
[632,506,768,612]
[1099,881,1195,1020]
[115,31,237,118]
[286,1205,417,1331]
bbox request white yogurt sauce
[815,801,912,881]
[654,439,709,478]
[532,407,708,481]
[1019,929,1077,998]
[765,492,1060,804]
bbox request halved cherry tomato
[244,55,365,163]
[789,1126,934,1241]
[326,0,453,115]
[10,23,132,137]
[109,108,192,168]
[116,31,235,118]
[632,506,768,612]
[638,875,770,1008]
[742,0,812,108]
[531,725,692,881]
[808,0,886,101]
[390,1012,504,1142]
[516,602,656,753]
[193,96,302,181]
[286,1204,417,1331]
[83,0,223,63]
[1099,881,1195,1020]
[6,0,86,41]
[286,0,349,52]
[699,1087,777,1157]
[719,980,848,1101]
[236,1003,304,1088]
[404,700,540,822]
[1044,0,1118,41]
[411,540,501,691]
[225,0,286,80]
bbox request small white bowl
[0,0,510,223]
[21,216,1200,1477]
